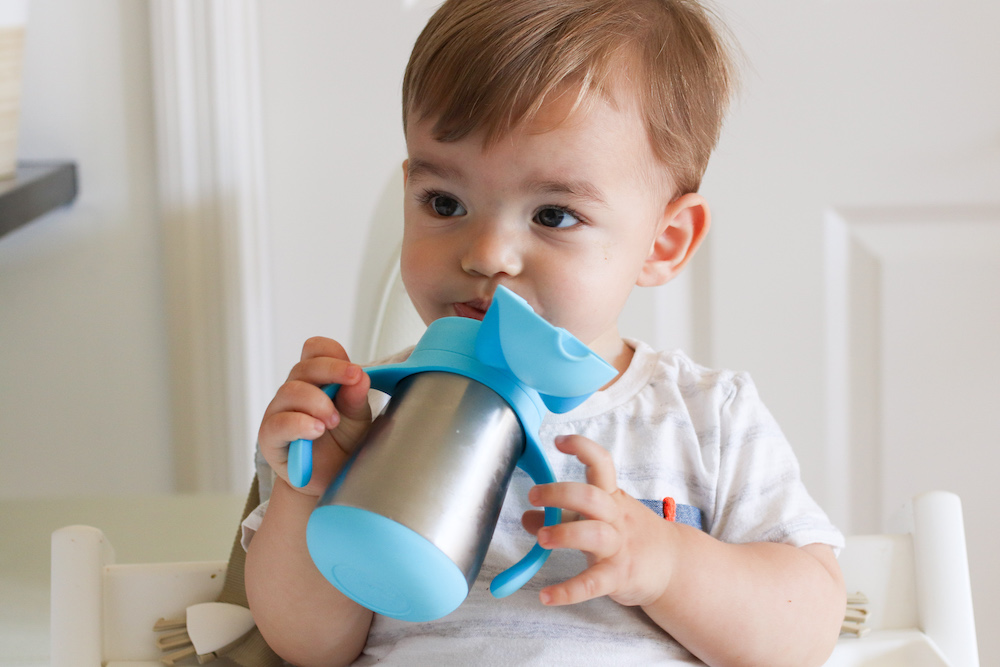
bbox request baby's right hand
[258,337,372,497]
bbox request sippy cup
[287,286,616,622]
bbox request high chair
[50,489,978,666]
[827,490,979,666]
[47,171,978,665]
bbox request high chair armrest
[50,526,114,665]
[50,525,228,666]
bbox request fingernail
[528,486,540,505]
[345,364,362,380]
[540,590,552,605]
[537,527,550,545]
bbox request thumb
[330,369,372,453]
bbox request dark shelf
[0,161,78,239]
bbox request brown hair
[402,0,738,195]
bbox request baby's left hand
[524,434,679,609]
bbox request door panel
[705,4,998,662]
[826,206,1000,662]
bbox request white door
[253,0,1000,662]
[702,2,1000,663]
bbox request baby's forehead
[405,99,675,199]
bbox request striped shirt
[244,340,843,665]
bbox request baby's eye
[429,194,466,217]
[534,206,581,229]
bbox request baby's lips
[453,300,489,320]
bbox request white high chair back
[348,166,425,364]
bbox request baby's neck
[599,339,635,391]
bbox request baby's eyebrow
[407,157,609,207]
[406,157,462,183]
[530,178,609,208]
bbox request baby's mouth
[453,299,490,321]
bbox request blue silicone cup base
[306,504,470,622]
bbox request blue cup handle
[287,438,313,489]
[287,383,342,489]
[489,432,561,598]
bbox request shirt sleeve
[241,499,268,551]
[710,373,844,554]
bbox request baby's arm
[244,337,375,667]
[526,435,845,667]
[641,530,842,666]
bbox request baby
[244,1,846,665]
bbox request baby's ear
[637,193,711,287]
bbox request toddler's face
[400,93,673,364]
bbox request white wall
[701,0,1000,503]
[0,0,172,498]
[257,0,433,377]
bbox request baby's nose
[461,222,524,278]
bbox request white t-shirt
[243,340,843,665]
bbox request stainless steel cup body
[315,371,526,588]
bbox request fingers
[540,562,620,606]
[527,435,623,562]
[288,337,372,424]
[272,337,368,421]
[261,363,367,442]
[298,336,349,364]
[286,348,363,396]
[554,434,617,493]
[521,509,545,536]
[258,337,372,491]
[259,403,328,463]
[537,518,622,561]
[265,380,343,433]
[521,508,585,535]
[530,433,626,606]
[529,481,618,524]
[527,433,620,546]
[529,433,676,609]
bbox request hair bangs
[404,2,640,147]
[403,0,738,196]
